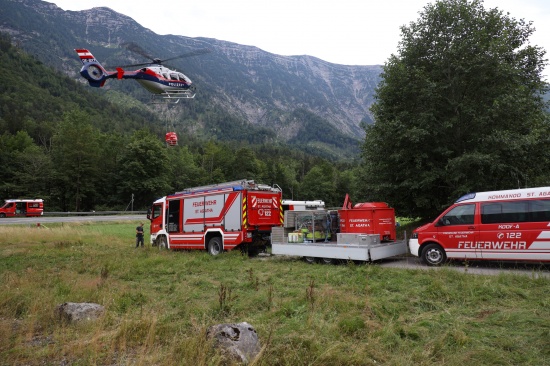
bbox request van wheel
[304,257,316,264]
[157,236,168,250]
[207,237,223,256]
[321,258,335,265]
[422,243,447,266]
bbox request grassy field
[0,221,549,365]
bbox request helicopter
[75,43,210,103]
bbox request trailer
[271,196,408,263]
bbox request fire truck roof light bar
[175,179,257,195]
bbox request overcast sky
[51,0,549,78]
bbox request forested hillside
[0,35,363,211]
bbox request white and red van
[0,199,44,218]
[409,187,550,265]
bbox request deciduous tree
[364,0,549,219]
[51,111,100,211]
[117,130,171,209]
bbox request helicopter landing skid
[150,90,196,104]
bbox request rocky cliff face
[185,37,382,137]
[1,0,382,142]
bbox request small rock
[207,322,261,364]
[55,302,105,323]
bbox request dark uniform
[136,223,144,247]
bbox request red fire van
[409,187,550,265]
[0,199,44,218]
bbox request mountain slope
[0,0,382,158]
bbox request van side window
[481,201,529,223]
[530,200,550,222]
[441,204,475,226]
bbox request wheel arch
[156,234,169,249]
[419,239,445,256]
[204,229,223,251]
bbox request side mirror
[146,208,151,221]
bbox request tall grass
[0,221,549,365]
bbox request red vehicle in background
[0,199,44,218]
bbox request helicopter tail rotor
[75,48,111,87]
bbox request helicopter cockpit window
[179,73,190,82]
[170,73,179,80]
[162,73,170,79]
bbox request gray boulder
[55,302,105,323]
[207,322,261,364]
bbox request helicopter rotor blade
[117,43,211,68]
[120,41,154,61]
[161,48,211,63]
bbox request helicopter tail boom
[75,48,113,88]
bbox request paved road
[265,252,550,277]
[0,214,146,225]
[376,255,550,278]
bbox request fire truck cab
[0,199,44,218]
[147,179,283,255]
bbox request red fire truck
[147,179,283,255]
[0,199,44,218]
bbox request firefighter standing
[135,223,145,248]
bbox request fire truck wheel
[207,237,223,256]
[0,213,5,218]
[421,243,447,266]
[304,256,316,264]
[157,236,168,249]
[245,247,260,257]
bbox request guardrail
[43,211,147,216]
